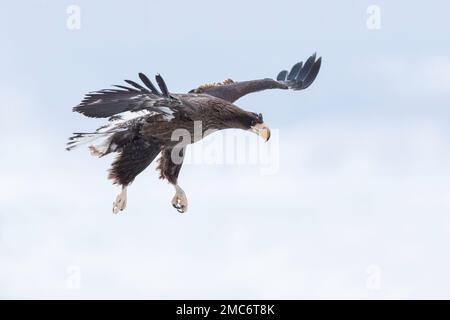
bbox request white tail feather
[66,132,114,157]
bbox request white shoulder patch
[163,114,175,121]
[156,106,174,115]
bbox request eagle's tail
[66,131,117,157]
[67,129,161,187]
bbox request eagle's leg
[112,185,127,214]
[157,147,188,213]
[108,135,162,214]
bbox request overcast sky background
[1,0,450,299]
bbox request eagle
[67,53,321,214]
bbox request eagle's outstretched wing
[73,73,180,118]
[190,53,321,103]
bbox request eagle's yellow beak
[250,123,271,142]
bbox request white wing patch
[156,106,173,115]
[155,106,175,121]
[109,110,156,124]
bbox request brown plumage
[67,53,322,214]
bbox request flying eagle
[67,53,321,214]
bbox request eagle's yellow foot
[112,186,127,214]
[171,185,188,213]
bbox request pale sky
[1,0,450,299]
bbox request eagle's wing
[190,53,321,103]
[73,73,180,118]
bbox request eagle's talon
[171,185,188,213]
[172,200,187,213]
[173,203,185,213]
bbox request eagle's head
[243,112,271,142]
[209,100,271,142]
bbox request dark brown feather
[108,137,161,186]
[156,147,186,185]
[189,53,321,102]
